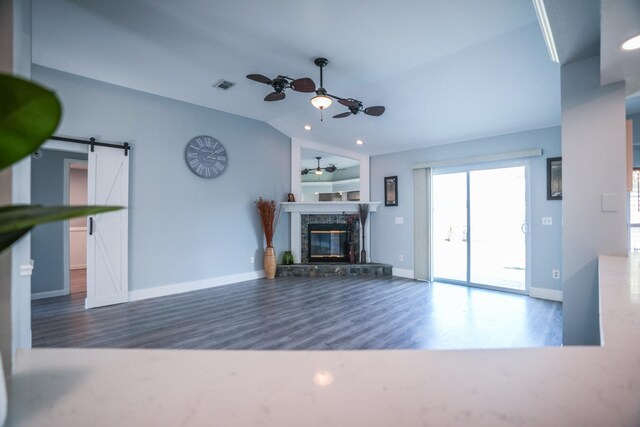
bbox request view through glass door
[433,165,527,292]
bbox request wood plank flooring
[69,268,86,294]
[32,276,562,350]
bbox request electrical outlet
[395,217,404,224]
[399,255,404,262]
[552,269,560,279]
[250,257,254,264]
[542,217,552,225]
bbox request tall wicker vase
[264,246,277,279]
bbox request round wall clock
[184,135,228,178]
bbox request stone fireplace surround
[282,201,380,264]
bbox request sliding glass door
[432,172,467,282]
[433,165,528,292]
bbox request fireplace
[308,223,349,263]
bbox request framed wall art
[385,176,398,206]
[547,157,562,200]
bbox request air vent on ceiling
[213,79,235,90]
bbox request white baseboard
[31,289,67,300]
[393,268,414,279]
[70,264,86,270]
[129,270,266,302]
[529,286,563,302]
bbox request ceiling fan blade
[301,168,310,175]
[333,112,352,119]
[290,78,316,93]
[247,74,273,84]
[364,106,385,116]
[264,91,286,102]
[339,98,359,108]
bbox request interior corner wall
[370,126,562,291]
[31,65,291,293]
[561,55,627,346]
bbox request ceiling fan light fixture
[311,89,332,110]
[315,168,323,175]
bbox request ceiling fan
[333,98,386,119]
[310,57,386,120]
[246,73,316,101]
[301,157,337,175]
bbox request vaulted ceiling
[31,0,638,155]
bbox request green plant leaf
[0,74,62,170]
[0,204,122,253]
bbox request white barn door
[86,145,129,308]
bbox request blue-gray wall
[370,126,562,292]
[32,65,291,293]
[31,150,88,294]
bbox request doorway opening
[31,149,89,300]
[432,164,529,293]
[67,160,88,295]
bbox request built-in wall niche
[300,148,360,202]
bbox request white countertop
[7,255,640,426]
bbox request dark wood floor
[32,276,562,350]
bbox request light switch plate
[601,193,618,212]
[395,217,404,224]
[542,217,552,225]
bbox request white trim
[532,0,560,63]
[128,270,266,302]
[31,290,67,300]
[70,264,87,271]
[70,226,87,232]
[413,148,542,170]
[392,268,414,279]
[529,286,563,302]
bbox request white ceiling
[31,0,621,156]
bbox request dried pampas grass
[254,197,281,248]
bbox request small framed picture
[384,176,398,206]
[547,157,562,200]
[287,193,296,202]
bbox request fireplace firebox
[308,223,349,263]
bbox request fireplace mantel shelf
[281,201,381,213]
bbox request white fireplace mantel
[284,202,381,263]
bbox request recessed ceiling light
[622,34,640,51]
[356,139,364,145]
[304,124,312,131]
